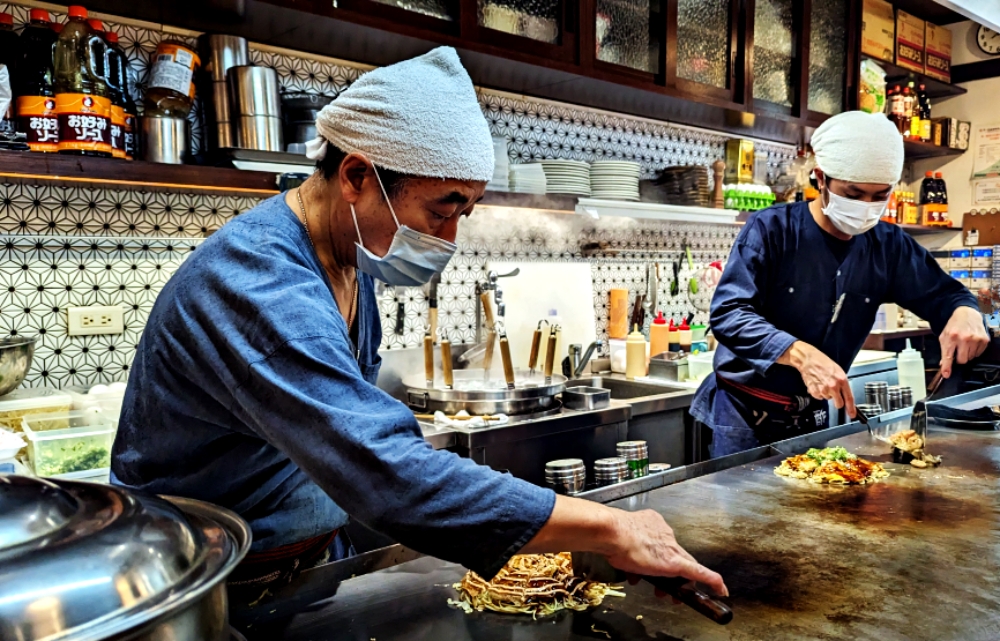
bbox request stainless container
[234,115,283,152]
[211,80,232,123]
[282,93,333,149]
[404,369,566,416]
[617,440,649,478]
[864,381,889,414]
[900,387,913,408]
[228,65,282,117]
[0,474,250,641]
[544,458,585,495]
[593,456,629,486]
[199,34,249,82]
[887,386,904,411]
[562,385,610,411]
[856,403,883,417]
[0,336,34,396]
[140,115,189,164]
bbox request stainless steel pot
[0,475,250,641]
[199,34,249,82]
[141,115,189,164]
[227,65,281,117]
[404,369,566,415]
[0,336,34,397]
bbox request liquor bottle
[918,84,932,142]
[889,84,906,134]
[906,82,920,139]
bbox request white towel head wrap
[810,110,904,186]
[306,46,495,183]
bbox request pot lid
[0,475,250,640]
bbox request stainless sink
[565,376,688,400]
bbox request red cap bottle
[67,5,87,19]
[0,13,13,26]
[105,31,119,43]
[679,319,690,331]
[30,8,52,22]
[87,19,104,33]
[653,311,667,325]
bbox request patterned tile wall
[0,0,792,387]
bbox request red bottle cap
[52,22,64,33]
[105,31,119,43]
[87,19,104,32]
[29,9,51,23]
[668,319,676,331]
[67,5,87,18]
[925,171,933,177]
[653,311,667,325]
[679,320,690,331]
[0,13,13,26]
[935,172,944,178]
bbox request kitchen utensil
[686,245,699,294]
[562,385,610,410]
[864,381,889,414]
[199,34,249,82]
[671,259,680,297]
[404,369,566,416]
[544,325,559,384]
[140,115,189,164]
[0,474,250,640]
[571,552,733,625]
[427,273,440,343]
[499,332,516,390]
[440,338,453,389]
[545,458,586,495]
[528,323,543,376]
[228,65,281,116]
[593,456,629,485]
[630,294,646,331]
[423,332,434,388]
[907,369,945,441]
[394,286,405,335]
[0,336,34,397]
[480,291,497,379]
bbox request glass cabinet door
[371,0,457,21]
[807,0,847,114]
[675,0,731,88]
[478,0,561,43]
[595,0,662,73]
[753,0,795,107]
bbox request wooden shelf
[863,55,968,100]
[890,0,968,25]
[0,151,280,196]
[904,139,965,160]
[899,223,959,236]
[479,191,579,212]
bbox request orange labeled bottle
[144,39,200,117]
[53,6,111,156]
[16,9,59,152]
[105,32,136,160]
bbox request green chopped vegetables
[34,441,110,476]
[805,447,855,464]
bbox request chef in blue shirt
[692,111,988,458]
[111,47,727,606]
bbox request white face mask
[821,188,888,236]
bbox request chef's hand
[939,306,990,378]
[779,341,856,417]
[521,496,728,597]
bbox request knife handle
[423,333,434,387]
[428,308,438,345]
[480,292,496,328]
[528,328,542,372]
[441,339,453,389]
[543,327,558,379]
[483,330,497,373]
[499,335,515,389]
[642,576,733,625]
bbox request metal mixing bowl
[0,336,34,397]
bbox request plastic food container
[22,410,116,478]
[0,387,73,433]
[64,382,127,417]
[687,351,715,382]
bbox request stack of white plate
[509,163,547,194]
[590,160,641,201]
[540,159,592,196]
[486,137,511,192]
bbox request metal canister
[140,115,189,164]
[887,386,904,411]
[864,381,889,414]
[856,403,883,417]
[899,387,913,408]
[593,457,629,486]
[544,459,586,495]
[616,440,649,478]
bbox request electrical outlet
[67,305,124,336]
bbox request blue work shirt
[111,194,555,579]
[692,202,977,453]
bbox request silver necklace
[296,189,358,329]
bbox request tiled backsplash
[0,0,792,388]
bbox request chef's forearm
[776,340,810,369]
[520,495,620,556]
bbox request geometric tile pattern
[0,0,784,385]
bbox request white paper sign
[973,123,1000,178]
[974,178,1000,206]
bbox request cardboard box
[896,10,926,73]
[958,120,971,150]
[972,270,992,290]
[934,117,960,149]
[973,247,994,269]
[925,22,952,82]
[724,139,754,184]
[862,0,895,62]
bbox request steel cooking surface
[278,430,1000,641]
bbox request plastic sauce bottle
[16,9,59,152]
[668,319,681,352]
[53,6,111,156]
[144,39,200,117]
[0,12,20,140]
[897,339,927,401]
[626,324,647,381]
[105,32,136,160]
[649,311,670,359]
[86,20,127,160]
[678,319,693,353]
